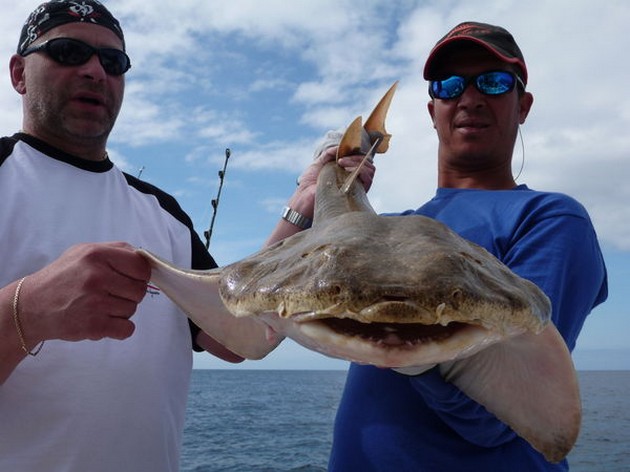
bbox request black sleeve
[189,229,218,351]
[122,172,219,351]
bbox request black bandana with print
[17,0,125,54]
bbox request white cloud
[5,0,628,247]
[227,137,317,172]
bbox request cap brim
[423,37,528,83]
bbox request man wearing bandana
[0,2,277,470]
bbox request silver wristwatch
[282,206,312,229]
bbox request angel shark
[137,82,580,463]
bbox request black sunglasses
[429,71,524,100]
[21,37,131,76]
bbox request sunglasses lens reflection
[431,71,516,99]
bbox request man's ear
[10,55,27,95]
[518,91,534,124]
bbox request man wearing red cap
[274,22,607,471]
[328,21,607,471]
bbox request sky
[1,0,628,370]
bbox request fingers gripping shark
[138,82,580,463]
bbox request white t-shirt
[0,134,212,471]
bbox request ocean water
[181,370,630,472]
[569,371,630,472]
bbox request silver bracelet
[282,206,312,229]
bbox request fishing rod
[204,148,231,249]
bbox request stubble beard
[27,88,119,153]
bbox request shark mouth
[259,313,505,369]
[317,318,468,348]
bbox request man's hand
[18,242,151,345]
[264,133,376,247]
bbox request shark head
[219,161,550,370]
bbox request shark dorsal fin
[335,81,399,162]
[336,116,363,161]
[334,81,399,197]
[363,81,398,154]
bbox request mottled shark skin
[137,82,580,463]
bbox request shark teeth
[318,318,466,347]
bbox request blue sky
[2,0,628,370]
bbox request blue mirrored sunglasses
[21,37,131,76]
[429,71,524,100]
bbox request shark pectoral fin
[137,249,278,360]
[336,116,364,160]
[363,81,398,153]
[439,325,580,463]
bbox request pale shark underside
[138,82,580,463]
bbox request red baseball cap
[423,22,527,84]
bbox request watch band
[282,206,312,229]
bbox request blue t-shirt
[329,185,607,472]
